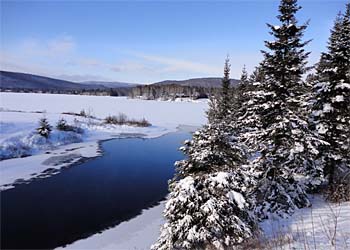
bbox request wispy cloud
[20,35,75,57]
[55,74,111,82]
[130,52,222,75]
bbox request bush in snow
[152,172,257,250]
[56,118,84,134]
[56,118,71,131]
[37,118,52,138]
[104,113,151,127]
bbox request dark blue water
[0,131,190,249]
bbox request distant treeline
[1,84,224,100]
[0,87,132,96]
[128,84,220,100]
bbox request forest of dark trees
[128,84,219,100]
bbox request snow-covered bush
[152,172,257,250]
[56,118,84,133]
[56,118,71,131]
[37,118,52,138]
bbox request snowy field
[0,92,208,189]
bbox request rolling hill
[0,71,137,91]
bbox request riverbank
[0,93,207,190]
[1,131,191,249]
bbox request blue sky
[0,0,348,83]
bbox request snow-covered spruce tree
[240,65,249,85]
[229,66,258,140]
[152,60,256,250]
[37,118,52,138]
[312,4,350,200]
[248,66,265,84]
[207,56,232,125]
[245,0,324,219]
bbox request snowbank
[260,195,350,249]
[57,203,166,250]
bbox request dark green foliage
[249,66,265,83]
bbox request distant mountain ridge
[0,71,239,98]
[80,81,140,88]
[0,71,138,91]
[152,77,240,88]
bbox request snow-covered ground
[0,92,208,190]
[260,195,350,250]
[57,202,166,250]
[59,195,350,250]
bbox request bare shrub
[104,113,151,127]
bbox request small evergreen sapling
[37,118,52,138]
[56,118,69,131]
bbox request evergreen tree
[249,65,265,84]
[229,66,258,146]
[240,65,249,85]
[152,172,256,250]
[243,0,323,219]
[37,118,52,138]
[312,4,350,199]
[207,56,232,124]
[153,60,256,250]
